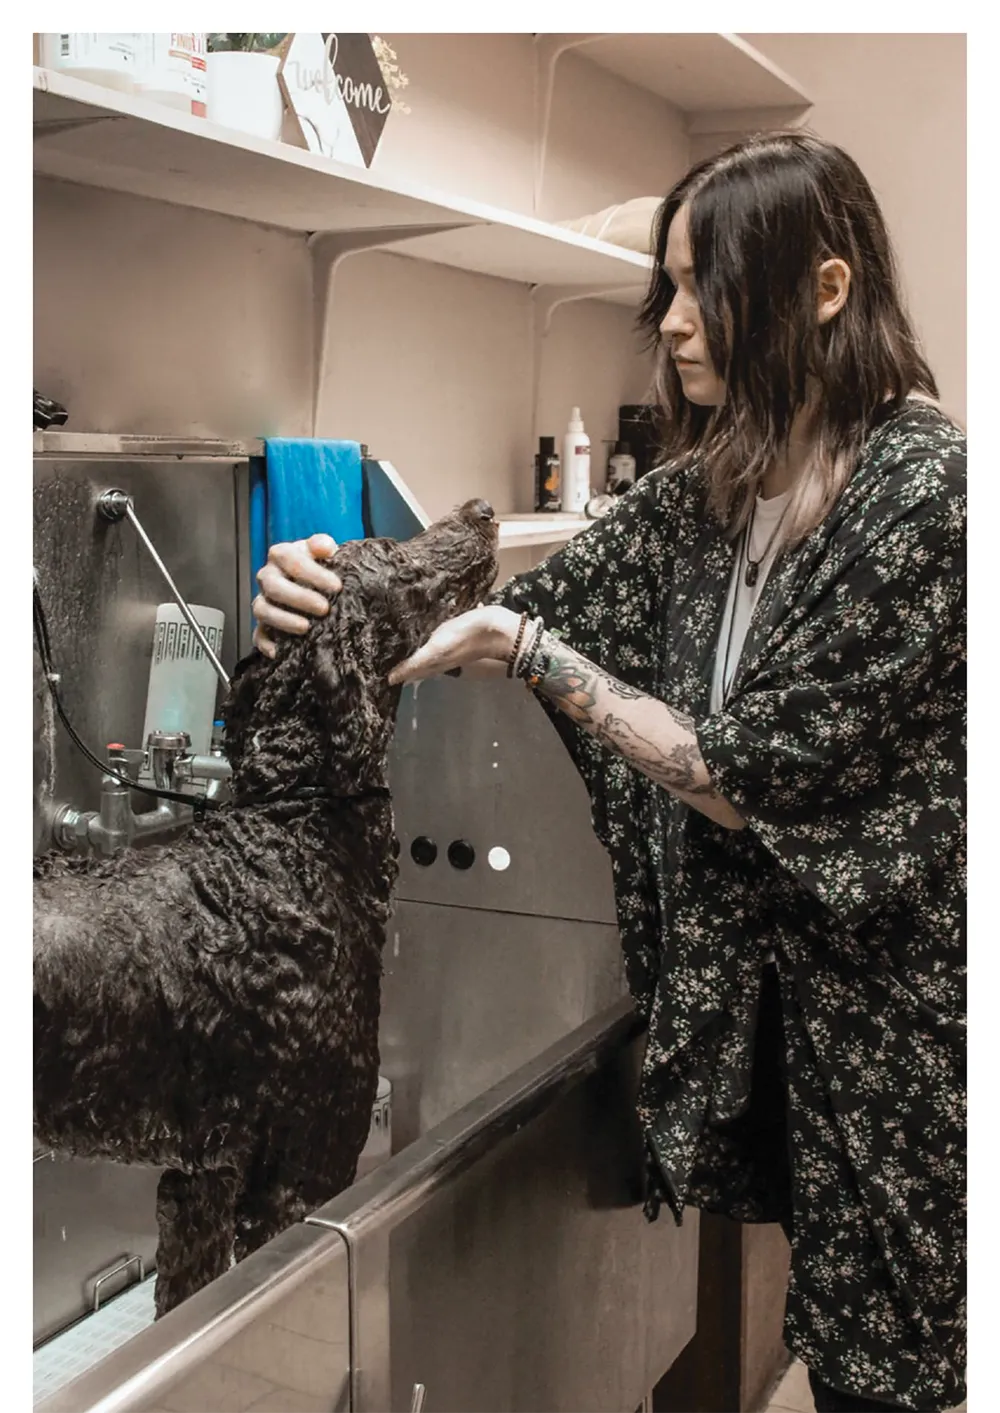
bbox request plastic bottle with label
[40,34,142,93]
[561,408,591,514]
[533,436,562,512]
[136,34,208,116]
[606,440,637,495]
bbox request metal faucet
[52,731,232,857]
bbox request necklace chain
[720,497,792,705]
[743,496,792,587]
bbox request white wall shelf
[497,514,593,550]
[33,67,652,302]
[542,32,811,125]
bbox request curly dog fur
[34,500,498,1318]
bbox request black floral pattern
[497,401,966,1412]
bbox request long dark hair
[638,130,939,543]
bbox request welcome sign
[279,33,393,168]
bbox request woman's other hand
[388,606,521,685]
[252,534,342,659]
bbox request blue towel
[249,439,366,618]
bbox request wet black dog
[34,500,498,1316]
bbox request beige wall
[33,179,315,439]
[745,33,967,424]
[33,33,966,536]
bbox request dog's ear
[311,593,386,752]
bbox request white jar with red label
[136,34,208,116]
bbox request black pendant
[744,560,760,587]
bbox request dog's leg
[234,1154,361,1265]
[153,1166,239,1318]
[233,1175,306,1263]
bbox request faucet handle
[106,742,145,782]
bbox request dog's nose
[466,499,495,522]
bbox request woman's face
[659,204,727,407]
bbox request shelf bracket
[306,223,475,435]
[529,281,645,447]
[532,34,607,215]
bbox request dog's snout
[464,498,495,523]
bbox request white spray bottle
[562,407,591,513]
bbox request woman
[252,133,966,1413]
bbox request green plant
[207,34,287,55]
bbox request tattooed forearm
[533,634,745,829]
[594,712,717,796]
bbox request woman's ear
[817,257,851,324]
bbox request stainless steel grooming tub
[33,435,699,1410]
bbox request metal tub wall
[37,1003,699,1413]
[34,446,699,1407]
[33,435,253,1348]
[384,670,625,1149]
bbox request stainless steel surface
[93,1258,145,1313]
[35,1223,351,1413]
[33,450,699,1408]
[389,676,617,924]
[37,1004,696,1413]
[35,432,264,460]
[308,999,698,1413]
[33,1155,164,1348]
[97,493,231,690]
[33,450,242,829]
[33,443,247,1344]
[380,900,624,1150]
[410,1384,426,1413]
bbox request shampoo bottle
[533,436,562,512]
[562,408,591,513]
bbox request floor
[33,1276,157,1406]
[765,1359,968,1413]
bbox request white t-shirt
[710,489,792,967]
[709,488,792,715]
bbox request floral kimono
[497,401,966,1411]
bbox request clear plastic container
[40,34,141,93]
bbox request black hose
[32,576,221,814]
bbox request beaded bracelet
[514,617,546,684]
[506,611,529,679]
[524,633,554,691]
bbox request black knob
[447,839,476,870]
[410,836,437,867]
[391,835,400,859]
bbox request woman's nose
[660,302,692,339]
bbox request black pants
[750,967,913,1413]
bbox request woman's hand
[388,606,521,685]
[252,534,342,659]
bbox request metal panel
[33,1153,163,1348]
[34,433,264,459]
[33,446,247,1346]
[389,676,617,925]
[33,452,243,824]
[35,1223,351,1413]
[310,1001,699,1413]
[380,900,624,1150]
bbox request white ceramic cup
[206,51,283,141]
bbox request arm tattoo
[594,712,716,797]
[535,636,720,802]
